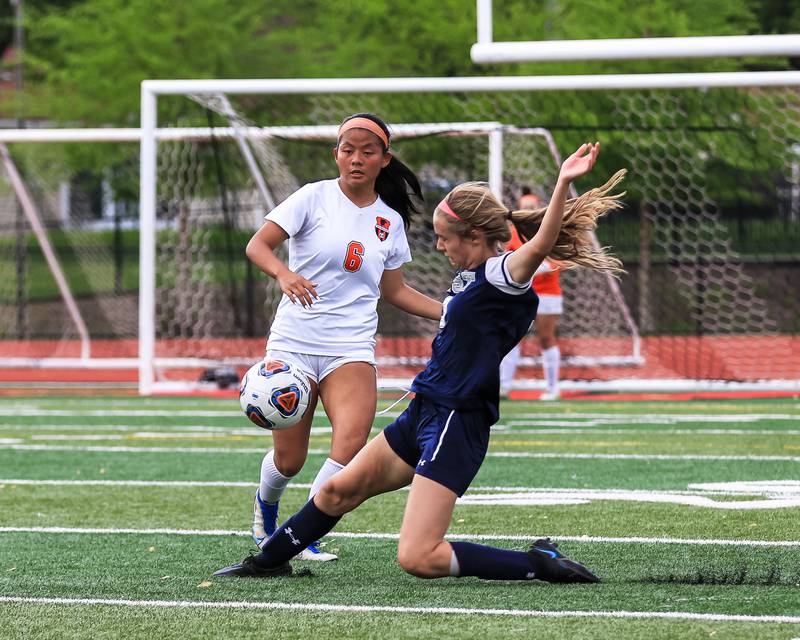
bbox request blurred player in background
[244,112,441,561]
[500,187,563,400]
[215,143,625,583]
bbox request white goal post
[471,0,800,64]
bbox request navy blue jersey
[411,253,538,421]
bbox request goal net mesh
[1,84,798,389]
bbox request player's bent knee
[272,454,306,478]
[330,432,371,462]
[396,546,442,579]
[316,477,362,515]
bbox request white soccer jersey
[264,179,412,357]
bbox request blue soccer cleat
[294,539,338,562]
[252,490,279,549]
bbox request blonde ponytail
[510,170,627,274]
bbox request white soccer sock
[308,457,345,500]
[542,346,561,394]
[259,449,292,504]
[500,343,521,390]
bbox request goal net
[1,75,798,393]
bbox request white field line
[1,409,798,421]
[26,433,270,441]
[5,479,798,509]
[457,492,800,510]
[0,444,324,454]
[0,423,336,435]
[2,527,799,548]
[0,596,799,624]
[0,596,798,625]
[497,418,800,428]
[487,452,800,462]
[6,443,796,462]
[2,478,797,498]
[4,424,800,437]
[0,423,221,431]
[0,479,277,488]
[0,409,354,419]
[0,409,242,417]
[492,426,800,437]
[506,413,800,422]
[0,479,765,497]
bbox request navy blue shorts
[383,395,491,497]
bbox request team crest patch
[451,270,476,293]
[375,216,391,241]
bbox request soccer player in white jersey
[215,142,626,582]
[244,113,442,560]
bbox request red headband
[437,198,461,220]
[338,117,390,148]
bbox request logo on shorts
[375,216,391,241]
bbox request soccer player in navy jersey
[214,142,626,583]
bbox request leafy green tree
[25,0,276,123]
[19,0,797,126]
[9,0,797,217]
[1,5,12,52]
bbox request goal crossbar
[0,122,505,144]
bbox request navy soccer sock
[254,498,341,568]
[450,541,535,580]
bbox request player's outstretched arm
[380,268,443,320]
[246,221,319,308]
[506,142,599,285]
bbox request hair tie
[507,210,513,220]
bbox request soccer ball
[239,359,311,430]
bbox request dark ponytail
[340,113,423,228]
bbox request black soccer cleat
[527,538,601,584]
[212,554,292,578]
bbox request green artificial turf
[1,396,799,639]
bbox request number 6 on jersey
[343,241,364,273]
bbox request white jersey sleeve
[384,222,412,270]
[485,253,532,296]
[264,183,315,236]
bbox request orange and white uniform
[506,226,562,315]
[265,179,411,365]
